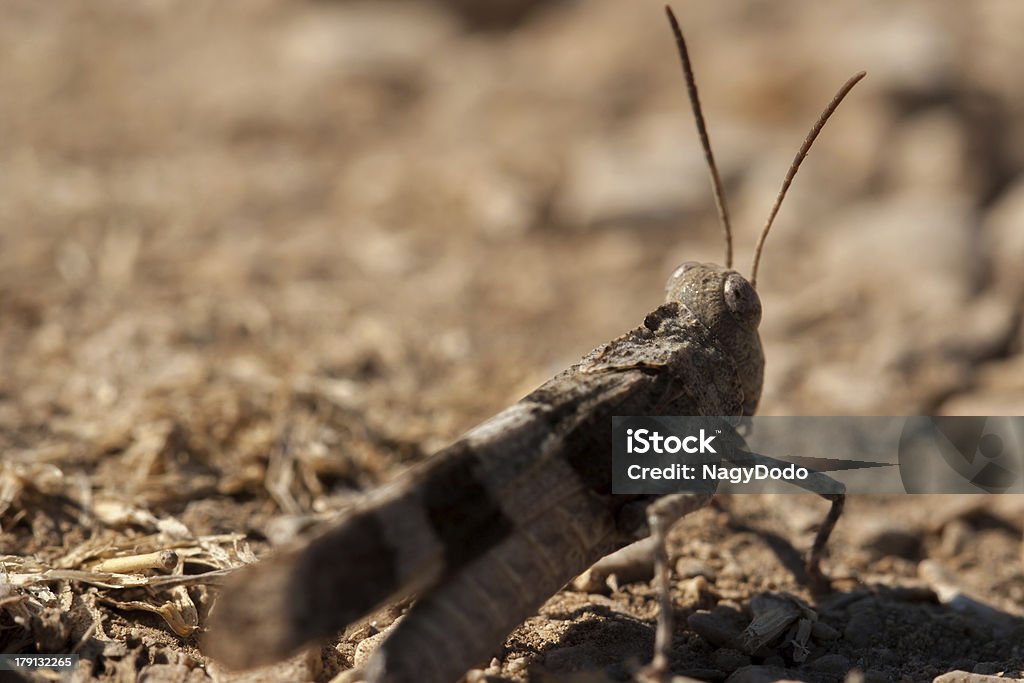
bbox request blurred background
[2,1,1024,681]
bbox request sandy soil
[2,2,1024,682]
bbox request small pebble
[506,656,528,674]
[676,558,717,581]
[719,562,747,582]
[940,519,972,557]
[682,575,720,607]
[688,611,740,649]
[811,620,841,641]
[807,653,852,675]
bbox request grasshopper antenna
[749,70,866,289]
[665,5,733,269]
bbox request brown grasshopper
[206,7,864,682]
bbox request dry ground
[3,2,1024,682]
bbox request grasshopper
[206,7,864,682]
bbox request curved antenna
[749,71,866,289]
[665,5,733,269]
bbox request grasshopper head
[656,9,860,416]
[664,261,764,415]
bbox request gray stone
[933,671,1011,683]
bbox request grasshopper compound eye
[723,273,761,326]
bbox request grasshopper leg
[805,492,845,589]
[730,448,847,589]
[636,493,714,682]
